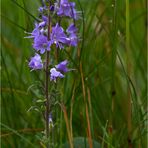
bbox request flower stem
[45,50,50,147]
[45,3,51,147]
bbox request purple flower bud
[50,5,54,11]
[48,114,53,123]
[38,6,47,13]
[38,7,44,12]
[29,53,43,70]
[48,114,53,128]
[50,68,64,82]
[55,60,69,73]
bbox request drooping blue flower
[29,53,43,70]
[66,24,78,47]
[50,68,64,82]
[55,60,69,73]
[50,23,69,49]
[66,23,78,34]
[68,33,78,47]
[33,35,51,54]
[50,60,70,82]
[56,0,78,19]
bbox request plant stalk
[45,50,50,147]
[45,3,51,147]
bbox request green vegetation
[1,0,147,147]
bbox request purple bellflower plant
[26,0,80,146]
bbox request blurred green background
[1,0,147,147]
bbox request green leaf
[27,106,40,112]
[36,99,46,103]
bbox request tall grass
[1,0,147,147]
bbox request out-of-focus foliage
[1,0,147,147]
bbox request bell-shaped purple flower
[68,33,78,47]
[55,60,69,73]
[29,53,43,70]
[50,60,70,82]
[56,0,78,19]
[50,23,69,49]
[66,23,78,34]
[50,68,64,82]
[66,24,78,47]
[33,35,51,54]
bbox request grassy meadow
[1,0,147,147]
